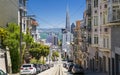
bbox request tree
[29,43,42,60]
[29,43,50,64]
[30,58,37,64]
[41,45,50,63]
[52,51,59,61]
[23,33,33,63]
[41,45,50,57]
[3,23,20,73]
[0,27,8,48]
[29,48,41,60]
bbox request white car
[20,64,37,75]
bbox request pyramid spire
[66,3,70,32]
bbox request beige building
[73,20,85,66]
[86,0,120,75]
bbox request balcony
[91,44,99,47]
[87,26,92,31]
[99,47,110,52]
[19,3,27,11]
[106,22,120,27]
[86,8,91,16]
[86,4,91,16]
[87,37,91,44]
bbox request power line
[9,0,85,28]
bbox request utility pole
[20,10,22,67]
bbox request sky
[27,0,86,28]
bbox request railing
[86,8,91,16]
[87,26,92,31]
[19,3,26,11]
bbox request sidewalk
[85,72,108,75]
[8,73,19,75]
[85,70,108,75]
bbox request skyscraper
[71,23,75,34]
[62,4,73,61]
[66,5,71,32]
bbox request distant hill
[38,28,62,33]
[38,28,62,40]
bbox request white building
[62,6,73,60]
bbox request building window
[95,10,97,13]
[94,36,98,44]
[100,5,102,9]
[103,13,105,24]
[112,0,119,3]
[103,38,105,48]
[103,38,109,48]
[103,11,107,24]
[94,0,98,7]
[113,10,116,20]
[88,35,91,44]
[24,24,25,32]
[94,29,97,32]
[107,38,109,48]
[19,0,22,4]
[94,16,98,26]
[104,28,108,32]
[117,9,120,19]
[100,13,102,25]
[112,6,120,21]
[104,4,107,8]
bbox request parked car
[72,64,84,74]
[46,64,50,69]
[63,63,69,69]
[38,64,44,72]
[68,63,74,72]
[42,64,47,71]
[50,63,54,67]
[66,63,70,69]
[36,64,44,73]
[34,64,41,74]
[63,63,66,67]
[0,69,7,75]
[20,64,37,75]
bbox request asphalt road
[37,52,107,75]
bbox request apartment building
[86,0,120,75]
[29,18,39,42]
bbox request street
[37,53,107,75]
[37,63,107,75]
